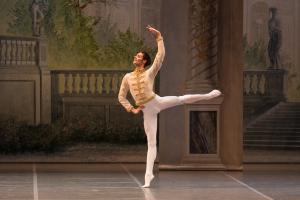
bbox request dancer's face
[133,52,146,67]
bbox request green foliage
[45,0,100,67]
[7,0,155,68]
[0,118,146,154]
[7,0,32,36]
[243,35,267,69]
[0,119,66,153]
[99,29,156,68]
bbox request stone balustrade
[0,35,37,66]
[243,69,285,99]
[51,69,130,96]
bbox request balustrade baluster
[18,40,23,65]
[89,73,96,94]
[16,40,20,65]
[97,74,103,94]
[104,73,111,94]
[68,73,73,94]
[5,40,8,65]
[252,74,258,95]
[243,74,247,95]
[257,74,262,95]
[8,40,12,65]
[27,41,32,64]
[248,74,253,95]
[83,73,89,94]
[0,40,5,65]
[112,73,118,94]
[20,41,24,64]
[31,41,36,65]
[11,40,16,65]
[86,73,91,94]
[30,41,33,64]
[25,41,29,64]
[6,40,11,65]
[75,73,81,94]
[22,41,26,64]
[57,74,64,94]
[260,74,266,95]
[71,73,76,94]
[79,73,84,94]
[15,40,19,65]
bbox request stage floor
[0,163,299,200]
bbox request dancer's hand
[208,89,222,98]
[131,106,144,114]
[146,25,161,39]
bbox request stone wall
[0,36,51,124]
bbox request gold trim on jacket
[118,36,165,112]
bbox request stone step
[247,123,300,130]
[244,102,300,150]
[274,111,300,113]
[244,135,300,140]
[260,115,300,119]
[275,105,300,109]
[253,122,300,127]
[247,127,300,131]
[259,114,300,118]
[245,131,300,137]
[244,144,300,150]
[271,109,300,113]
[255,114,300,119]
[244,139,300,144]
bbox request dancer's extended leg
[157,89,221,111]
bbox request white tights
[141,90,220,186]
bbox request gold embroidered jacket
[118,36,165,112]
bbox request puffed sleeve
[118,74,134,112]
[147,36,165,78]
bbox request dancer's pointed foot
[208,89,221,99]
[142,174,154,188]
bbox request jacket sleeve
[118,74,134,112]
[147,36,165,78]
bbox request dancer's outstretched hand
[209,89,222,98]
[146,25,161,39]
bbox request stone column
[185,0,219,93]
[179,0,225,169]
[218,0,244,170]
[159,0,189,166]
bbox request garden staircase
[244,102,300,150]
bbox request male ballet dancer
[118,25,221,188]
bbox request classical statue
[268,7,281,69]
[31,0,48,36]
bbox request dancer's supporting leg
[142,110,157,188]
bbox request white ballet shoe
[208,89,221,99]
[142,174,154,188]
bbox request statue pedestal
[164,96,225,170]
